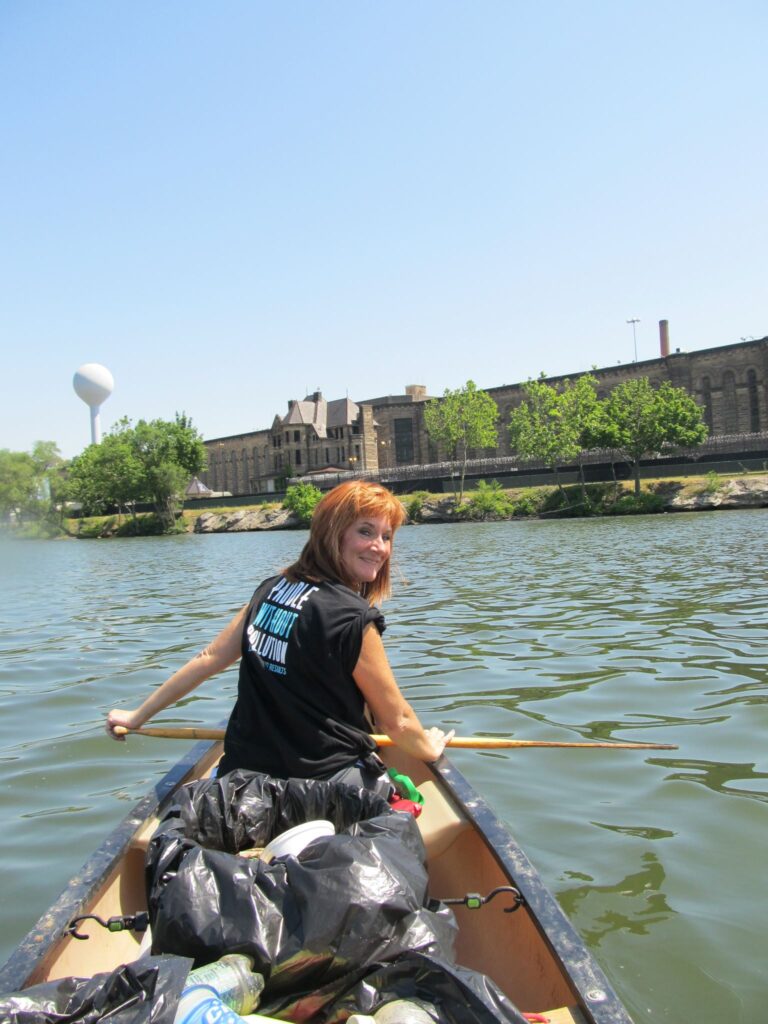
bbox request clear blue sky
[1,1,765,458]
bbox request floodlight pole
[626,318,640,362]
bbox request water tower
[73,363,114,444]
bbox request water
[1,513,766,1022]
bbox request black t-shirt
[219,574,386,779]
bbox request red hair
[284,481,406,603]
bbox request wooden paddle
[112,726,676,750]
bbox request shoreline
[8,474,766,540]
[190,473,768,534]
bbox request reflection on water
[656,757,768,803]
[559,851,674,944]
[1,511,767,1022]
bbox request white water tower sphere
[73,363,114,444]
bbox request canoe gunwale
[430,756,634,1024]
[0,737,218,995]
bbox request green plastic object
[387,768,425,805]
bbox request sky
[1,2,766,459]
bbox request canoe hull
[0,741,633,1024]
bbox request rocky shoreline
[193,475,768,533]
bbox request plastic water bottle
[174,985,246,1024]
[185,955,265,1015]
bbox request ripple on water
[1,515,768,1021]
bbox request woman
[106,480,454,795]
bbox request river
[0,511,766,1022]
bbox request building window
[722,371,738,433]
[295,450,302,465]
[747,369,760,433]
[294,430,301,442]
[394,418,414,464]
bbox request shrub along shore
[52,472,768,539]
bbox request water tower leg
[90,406,102,445]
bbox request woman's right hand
[424,727,456,761]
[105,708,144,741]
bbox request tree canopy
[68,414,207,529]
[423,380,499,503]
[508,374,708,497]
[595,378,708,493]
[508,375,603,494]
[0,441,65,531]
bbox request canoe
[0,739,633,1024]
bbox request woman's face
[339,515,393,586]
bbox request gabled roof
[284,400,319,426]
[279,393,359,439]
[327,397,359,428]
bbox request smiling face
[339,515,393,587]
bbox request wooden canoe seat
[416,779,471,859]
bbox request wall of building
[200,337,768,496]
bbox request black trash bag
[0,955,191,1024]
[319,951,529,1024]
[146,771,457,1006]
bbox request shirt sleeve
[338,603,385,673]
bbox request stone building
[201,332,767,496]
[204,389,422,495]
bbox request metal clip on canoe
[67,911,150,940]
[442,885,523,913]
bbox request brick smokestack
[659,319,670,358]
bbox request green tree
[508,378,584,492]
[283,482,323,525]
[0,450,39,520]
[67,427,144,518]
[68,414,207,532]
[423,380,499,504]
[131,414,207,529]
[0,442,64,529]
[559,374,603,498]
[596,378,708,494]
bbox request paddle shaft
[112,726,676,750]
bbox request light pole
[626,318,640,362]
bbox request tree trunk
[458,446,468,505]
[578,461,587,503]
[633,462,641,496]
